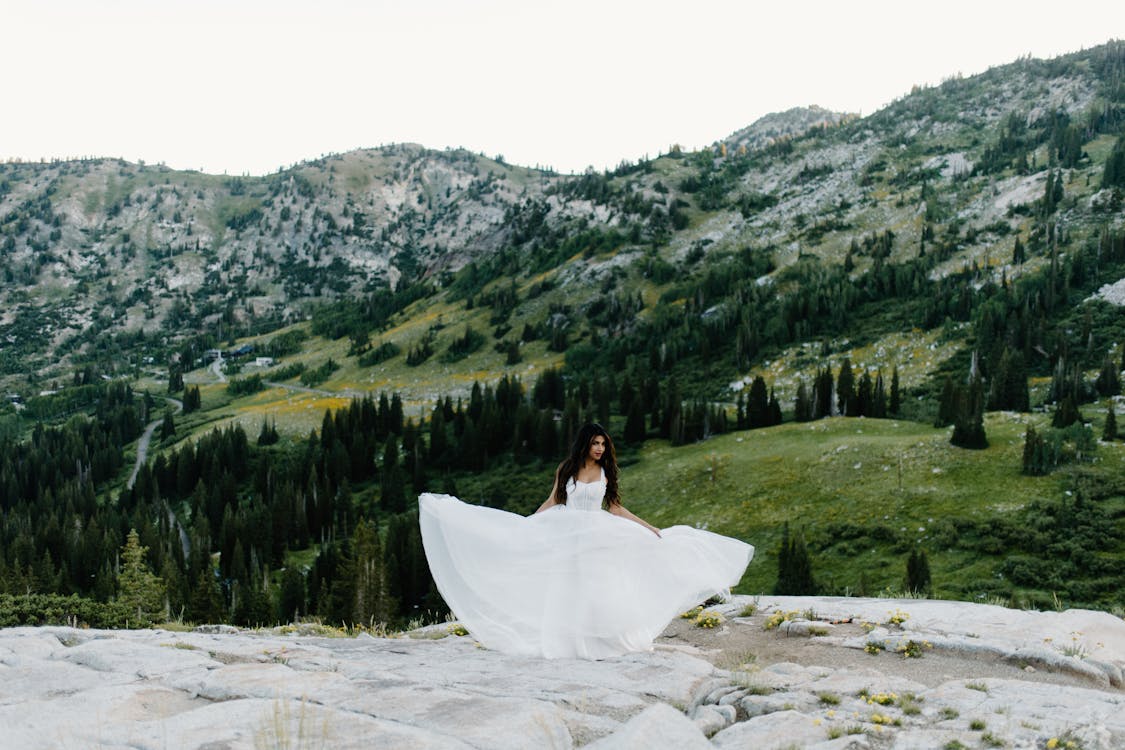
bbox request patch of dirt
[658,613,1116,692]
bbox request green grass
[617,413,1123,596]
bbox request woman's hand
[610,504,661,537]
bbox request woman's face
[587,434,606,463]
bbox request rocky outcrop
[0,595,1122,749]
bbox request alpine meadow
[2,42,1125,630]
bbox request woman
[419,423,753,660]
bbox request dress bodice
[565,468,606,512]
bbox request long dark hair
[553,422,620,507]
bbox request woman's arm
[534,465,562,514]
[609,504,662,537]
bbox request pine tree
[168,364,184,393]
[794,381,813,422]
[352,518,391,626]
[774,523,790,595]
[890,366,901,416]
[1022,425,1047,475]
[857,370,873,417]
[872,370,887,418]
[187,568,224,624]
[1101,134,1125,189]
[1052,396,1083,428]
[429,406,449,468]
[117,529,166,626]
[774,523,815,595]
[1095,355,1121,397]
[767,388,783,426]
[836,359,855,416]
[904,548,932,595]
[813,367,834,419]
[989,348,1029,412]
[278,566,306,623]
[950,372,988,450]
[381,439,406,513]
[257,418,279,446]
[1103,405,1118,442]
[160,409,176,441]
[747,376,768,428]
[1012,235,1026,265]
[182,385,201,413]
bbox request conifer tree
[352,518,391,626]
[747,376,769,428]
[430,406,450,465]
[168,364,184,393]
[381,439,406,513]
[389,393,404,435]
[187,568,224,624]
[872,370,887,418]
[117,529,165,627]
[813,367,834,419]
[1095,355,1121,397]
[836,359,855,416]
[904,548,932,595]
[988,348,1029,411]
[890,366,901,416]
[257,418,279,446]
[774,523,815,595]
[794,381,813,422]
[1052,396,1083,429]
[160,409,176,441]
[950,371,988,449]
[182,385,201,413]
[1012,235,1026,265]
[1101,134,1125,189]
[767,388,782,426]
[857,370,873,417]
[278,566,306,623]
[1102,404,1118,442]
[1022,425,1047,475]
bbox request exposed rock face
[721,106,857,154]
[1,596,1122,749]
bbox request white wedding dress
[418,470,754,659]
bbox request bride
[418,422,753,659]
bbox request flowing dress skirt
[418,493,754,659]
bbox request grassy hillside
[617,413,1123,600]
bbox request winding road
[127,396,183,490]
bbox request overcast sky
[3,0,1122,176]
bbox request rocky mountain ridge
[1,41,1122,390]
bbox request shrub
[0,593,133,629]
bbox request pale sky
[3,0,1122,176]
